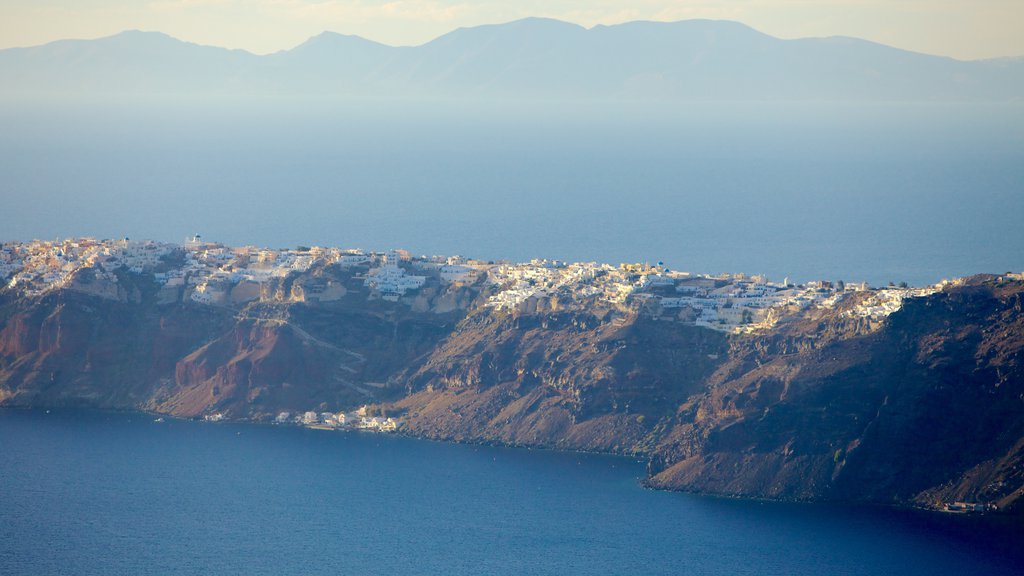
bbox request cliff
[644,277,1024,509]
[1,264,1022,513]
[388,306,729,453]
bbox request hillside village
[0,236,967,334]
[202,406,400,433]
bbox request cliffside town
[2,236,1022,515]
[0,236,950,332]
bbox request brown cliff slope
[386,307,730,453]
[2,274,1022,512]
[0,289,234,408]
[152,303,455,419]
[648,277,1024,511]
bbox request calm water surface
[1,408,1021,575]
[1,98,1022,286]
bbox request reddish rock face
[388,307,730,453]
[0,309,43,359]
[2,275,1023,513]
[0,289,236,409]
[161,320,372,419]
[0,280,459,421]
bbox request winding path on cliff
[232,313,378,396]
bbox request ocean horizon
[2,97,1021,286]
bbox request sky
[0,0,1021,60]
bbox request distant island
[1,236,1022,515]
[2,18,1022,100]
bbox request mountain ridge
[0,18,975,60]
[2,18,1020,100]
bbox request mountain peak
[424,16,586,47]
[504,16,586,29]
[110,29,170,38]
[280,30,392,61]
[99,29,187,46]
[298,30,385,47]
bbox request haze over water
[1,97,1022,286]
[1,408,1022,575]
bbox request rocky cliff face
[382,276,1024,512]
[644,277,1024,510]
[387,306,729,452]
[1,272,1022,513]
[0,285,234,409]
[0,273,458,420]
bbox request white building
[440,264,478,284]
[364,251,427,297]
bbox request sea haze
[1,96,1022,285]
[1,408,1022,576]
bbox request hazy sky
[0,0,1021,60]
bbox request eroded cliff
[1,267,1022,513]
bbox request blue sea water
[0,97,1022,286]
[0,409,1021,575]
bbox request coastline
[3,405,1011,520]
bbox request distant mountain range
[1,18,1022,100]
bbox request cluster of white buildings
[275,408,399,432]
[1,236,965,333]
[480,258,950,333]
[844,286,943,320]
[179,241,486,306]
[483,259,795,330]
[484,259,625,310]
[0,237,176,298]
[176,235,335,306]
[0,236,488,307]
[363,250,427,301]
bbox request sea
[0,408,1021,575]
[0,97,1022,286]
